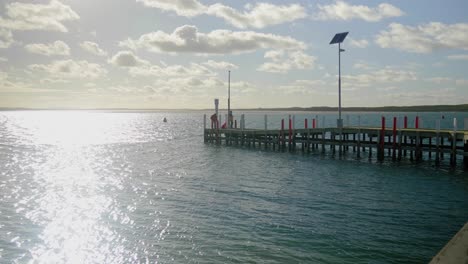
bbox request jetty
[203,114,468,169]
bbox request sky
[0,0,467,109]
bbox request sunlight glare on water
[1,111,468,263]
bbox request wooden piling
[392,117,397,161]
[378,117,385,161]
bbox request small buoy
[163,117,167,122]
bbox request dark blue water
[0,111,467,263]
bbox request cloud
[0,28,14,48]
[278,79,329,95]
[128,63,214,77]
[313,1,403,22]
[456,79,468,86]
[24,40,70,56]
[201,60,238,70]
[0,0,79,32]
[109,50,214,77]
[426,77,452,84]
[136,1,306,28]
[376,22,468,53]
[0,57,7,62]
[80,41,108,56]
[136,0,206,17]
[447,54,468,60]
[108,51,149,67]
[29,60,107,79]
[206,3,306,29]
[120,25,306,55]
[0,71,7,81]
[257,50,316,73]
[353,61,373,70]
[343,68,417,87]
[349,38,369,48]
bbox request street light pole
[338,42,341,123]
[330,32,348,155]
[329,32,348,129]
[228,70,231,128]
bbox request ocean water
[0,110,467,263]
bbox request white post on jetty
[241,114,245,130]
[225,114,228,128]
[454,118,458,133]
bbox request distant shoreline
[0,104,467,112]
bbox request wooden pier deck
[203,117,468,169]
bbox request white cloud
[120,25,306,55]
[447,54,468,60]
[349,38,369,48]
[426,77,452,84]
[257,50,316,73]
[29,60,107,79]
[206,3,307,29]
[0,57,7,62]
[80,41,108,56]
[0,71,7,81]
[109,50,215,77]
[456,79,468,86]
[353,61,373,70]
[0,28,14,48]
[24,40,70,56]
[376,22,468,53]
[136,0,306,28]
[108,51,149,67]
[136,0,206,17]
[0,0,79,32]
[313,1,403,22]
[278,79,329,95]
[129,63,214,77]
[201,60,238,70]
[40,78,70,84]
[343,68,417,87]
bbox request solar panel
[330,32,349,44]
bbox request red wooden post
[313,118,316,128]
[280,119,285,146]
[392,117,397,159]
[404,116,408,129]
[380,116,385,160]
[305,118,308,129]
[415,116,419,129]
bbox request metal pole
[338,43,341,122]
[338,43,342,154]
[228,70,231,128]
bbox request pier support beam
[464,140,468,170]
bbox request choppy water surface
[0,111,467,263]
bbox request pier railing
[203,114,468,169]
